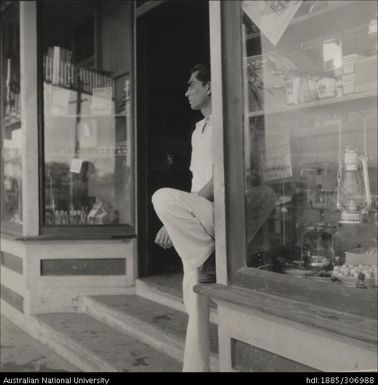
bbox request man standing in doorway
[152,63,215,372]
[152,64,277,372]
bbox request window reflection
[241,1,377,286]
[41,2,133,227]
[1,2,22,229]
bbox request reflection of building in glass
[3,126,22,224]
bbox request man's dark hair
[191,63,210,85]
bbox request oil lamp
[336,146,371,224]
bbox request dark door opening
[137,1,210,277]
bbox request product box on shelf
[342,74,355,95]
[342,55,377,94]
[342,54,364,75]
[345,248,377,266]
[354,55,377,93]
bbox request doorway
[137,1,210,277]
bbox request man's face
[185,71,211,110]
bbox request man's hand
[155,226,173,249]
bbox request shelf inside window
[45,113,126,119]
[248,89,377,118]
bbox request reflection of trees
[72,161,96,210]
[45,162,71,212]
[45,160,131,224]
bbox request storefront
[1,0,377,372]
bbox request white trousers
[152,188,214,372]
[152,185,276,371]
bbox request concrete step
[0,314,79,372]
[136,274,218,324]
[82,294,219,371]
[34,312,181,372]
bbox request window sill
[39,224,135,238]
[14,233,136,241]
[194,283,377,346]
[231,266,377,319]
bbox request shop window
[1,2,22,234]
[222,1,377,314]
[39,1,134,236]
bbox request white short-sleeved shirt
[189,117,213,194]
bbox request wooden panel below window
[231,338,317,372]
[40,258,126,276]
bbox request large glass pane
[41,1,134,228]
[241,1,377,287]
[1,2,22,232]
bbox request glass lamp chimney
[337,146,371,223]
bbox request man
[152,64,214,372]
[152,64,276,372]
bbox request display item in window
[307,77,318,102]
[336,78,343,97]
[322,38,343,74]
[337,146,371,224]
[302,221,337,271]
[356,272,368,289]
[317,77,337,99]
[344,234,377,263]
[286,77,308,104]
[332,264,377,288]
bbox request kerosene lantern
[336,146,371,223]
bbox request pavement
[0,315,79,372]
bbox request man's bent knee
[152,188,176,214]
